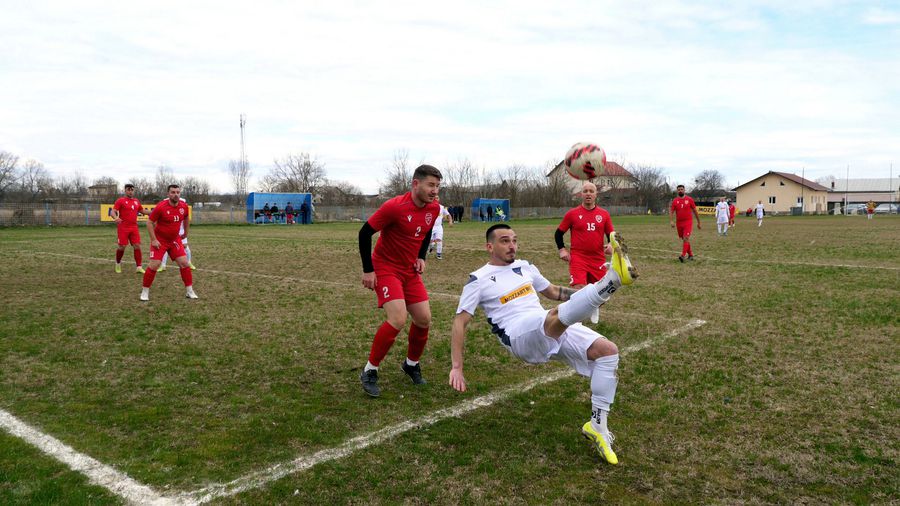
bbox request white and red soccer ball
[564,142,607,180]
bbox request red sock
[142,268,157,288]
[368,321,401,366]
[687,243,694,257]
[134,248,142,266]
[116,249,124,263]
[180,266,193,286]
[681,242,689,256]
[407,323,429,361]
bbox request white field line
[181,318,706,504]
[23,251,462,299]
[0,409,180,506]
[632,246,900,271]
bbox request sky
[2,1,899,194]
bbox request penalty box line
[632,246,900,271]
[180,318,707,504]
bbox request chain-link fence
[0,203,649,227]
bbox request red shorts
[568,255,608,286]
[676,222,693,240]
[375,269,429,308]
[117,225,141,246]
[150,239,187,262]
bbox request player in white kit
[449,224,636,464]
[159,198,195,271]
[755,200,765,227]
[428,203,454,259]
[715,197,729,236]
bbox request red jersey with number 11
[671,196,697,223]
[149,199,189,242]
[368,192,439,272]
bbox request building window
[769,196,776,204]
[797,196,804,205]
[780,181,786,186]
[760,181,766,186]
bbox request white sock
[141,287,149,296]
[590,408,609,435]
[590,353,619,431]
[364,361,378,372]
[186,246,192,262]
[161,254,168,267]
[436,242,443,255]
[557,268,620,326]
[405,358,419,366]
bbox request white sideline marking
[24,251,462,299]
[632,246,900,271]
[0,409,180,506]
[181,318,707,504]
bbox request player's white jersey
[755,203,765,218]
[433,205,451,231]
[178,198,188,236]
[456,259,551,341]
[715,202,729,223]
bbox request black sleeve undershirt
[359,222,376,273]
[417,226,434,260]
[554,228,566,250]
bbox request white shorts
[504,310,606,377]
[431,227,444,241]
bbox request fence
[0,203,649,227]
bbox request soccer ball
[564,142,607,180]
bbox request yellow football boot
[608,231,636,285]
[115,263,122,274]
[582,421,618,465]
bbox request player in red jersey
[728,200,736,229]
[555,181,615,323]
[112,183,150,274]
[139,184,198,301]
[669,184,701,262]
[358,164,442,397]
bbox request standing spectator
[271,203,280,223]
[300,202,309,224]
[285,202,295,224]
[487,206,494,222]
[263,202,271,223]
[866,200,876,220]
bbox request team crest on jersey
[595,215,603,223]
[425,213,433,225]
[512,267,522,276]
[179,208,185,215]
[578,214,583,220]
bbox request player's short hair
[676,184,685,189]
[124,183,134,189]
[167,184,180,191]
[486,223,512,242]
[413,164,443,181]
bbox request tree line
[1,149,730,211]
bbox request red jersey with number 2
[149,199,189,242]
[671,196,697,223]
[558,206,614,260]
[368,192,439,273]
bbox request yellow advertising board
[697,206,716,216]
[100,204,192,222]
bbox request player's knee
[411,313,431,328]
[587,338,618,360]
[386,313,408,330]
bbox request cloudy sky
[2,1,898,194]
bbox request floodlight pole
[240,114,247,176]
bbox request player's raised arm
[449,311,473,392]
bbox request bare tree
[53,172,89,199]
[131,177,155,200]
[18,160,52,201]
[0,151,20,199]
[262,153,327,194]
[378,149,411,197]
[155,166,178,196]
[692,169,726,201]
[319,179,364,205]
[441,157,480,207]
[181,176,212,202]
[228,157,250,200]
[629,164,670,212]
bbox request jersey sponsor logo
[407,215,412,222]
[425,213,433,225]
[499,283,535,304]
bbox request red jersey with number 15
[558,205,614,260]
[671,196,697,223]
[149,199,189,242]
[368,192,440,272]
[113,197,143,227]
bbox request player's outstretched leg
[557,267,621,326]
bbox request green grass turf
[0,214,897,504]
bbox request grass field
[1,214,898,505]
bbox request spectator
[285,202,295,224]
[263,202,271,223]
[271,203,280,223]
[300,202,309,224]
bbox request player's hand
[361,271,376,290]
[114,218,122,224]
[151,239,160,249]
[414,258,426,274]
[558,248,570,262]
[697,222,701,229]
[449,368,467,392]
[670,221,675,228]
[604,244,612,257]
